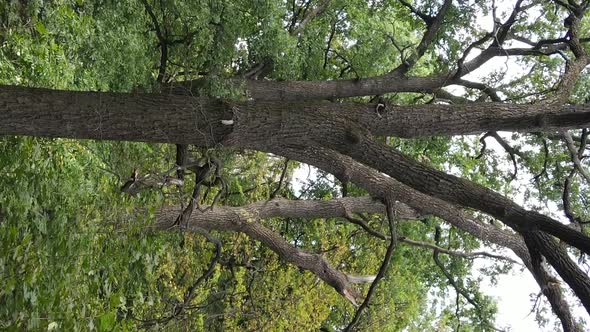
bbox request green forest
[0,0,589,331]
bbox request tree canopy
[0,0,589,331]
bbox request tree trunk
[2,84,590,315]
[0,85,231,145]
[3,85,590,142]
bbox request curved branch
[399,237,519,264]
[289,0,332,36]
[344,199,398,331]
[561,129,590,184]
[270,158,290,199]
[156,204,376,306]
[390,0,452,76]
[228,104,590,255]
[231,109,590,313]
[432,227,482,312]
[0,84,586,327]
[141,0,169,83]
[562,170,590,226]
[342,212,388,240]
[488,131,524,181]
[272,145,582,329]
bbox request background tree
[0,0,589,331]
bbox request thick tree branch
[0,84,586,325]
[544,5,590,104]
[162,197,416,223]
[3,86,590,251]
[0,85,233,145]
[224,103,590,257]
[176,36,582,101]
[221,104,590,260]
[166,2,585,102]
[229,113,590,313]
[524,229,590,315]
[155,202,376,305]
[526,246,582,332]
[544,55,590,104]
[273,146,581,329]
[6,86,590,144]
[454,33,493,80]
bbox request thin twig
[431,227,503,331]
[399,237,521,265]
[344,199,398,331]
[561,130,590,184]
[270,158,290,199]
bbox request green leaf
[35,21,48,36]
[97,311,116,332]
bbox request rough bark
[172,75,450,101]
[154,201,379,306]
[233,100,590,138]
[0,85,232,145]
[267,146,582,330]
[225,108,590,309]
[3,87,588,253]
[161,196,416,222]
[524,231,590,314]
[154,197,522,325]
[0,84,586,324]
[524,245,582,332]
[170,45,523,101]
[174,43,572,102]
[225,103,590,254]
[4,86,590,142]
